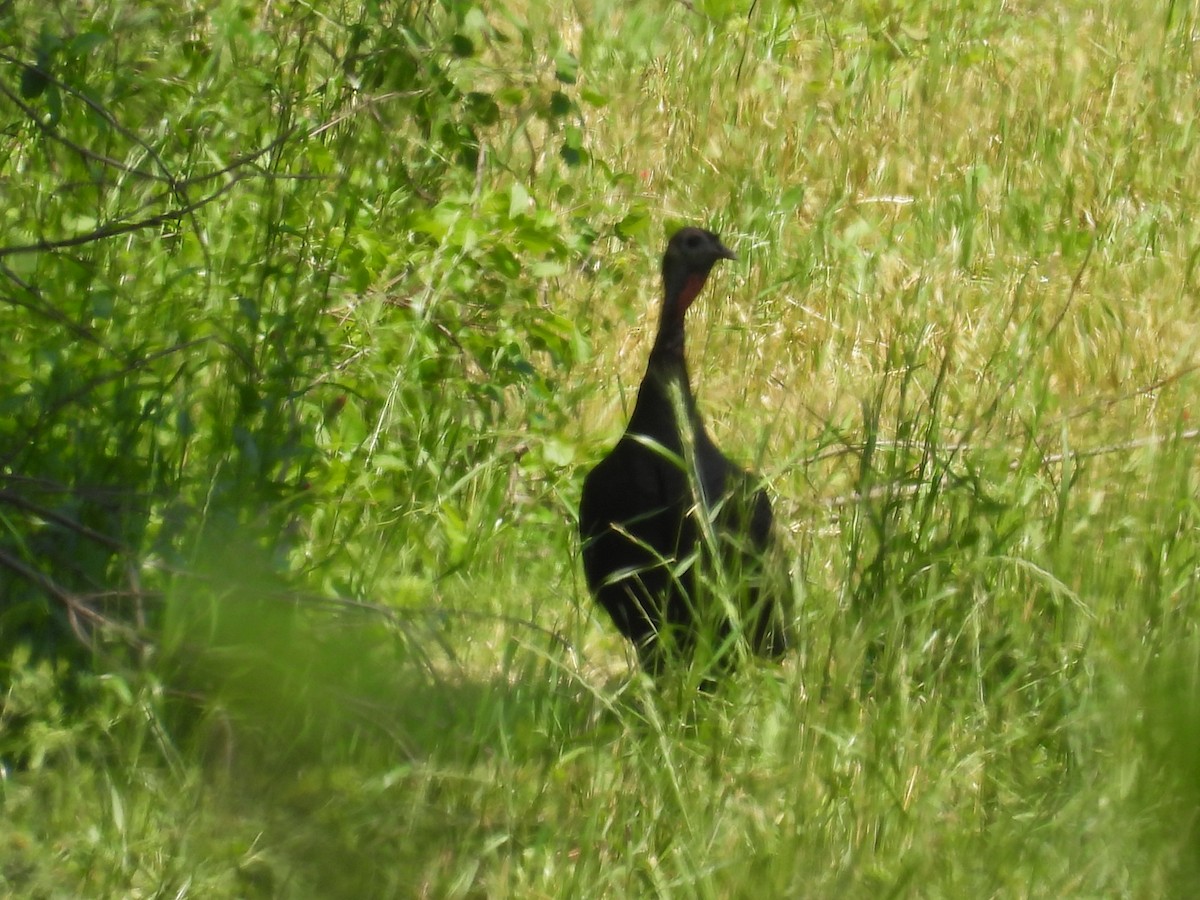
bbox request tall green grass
[1,0,1198,896]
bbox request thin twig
[1039,427,1200,466]
[1,336,212,471]
[0,261,102,343]
[1044,238,1096,341]
[0,489,129,552]
[818,427,1200,509]
[0,177,245,258]
[0,65,164,183]
[1052,361,1200,425]
[0,547,144,645]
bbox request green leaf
[616,210,650,241]
[530,260,565,278]
[554,50,579,84]
[20,64,49,99]
[548,91,572,119]
[508,181,532,219]
[495,86,525,106]
[69,29,109,56]
[542,438,575,467]
[462,8,490,38]
[580,88,609,107]
[560,126,586,166]
[466,91,500,126]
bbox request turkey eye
[685,234,701,249]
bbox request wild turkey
[578,227,790,676]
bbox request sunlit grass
[2,0,1199,896]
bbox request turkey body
[578,227,790,675]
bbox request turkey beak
[717,242,737,262]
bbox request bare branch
[0,261,103,343]
[0,63,166,183]
[818,427,1200,510]
[0,547,145,646]
[0,177,245,258]
[0,489,129,552]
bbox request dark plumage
[578,227,790,676]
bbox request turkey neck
[651,267,707,357]
[628,269,706,441]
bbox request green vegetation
[2,0,1198,895]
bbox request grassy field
[2,0,1199,896]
